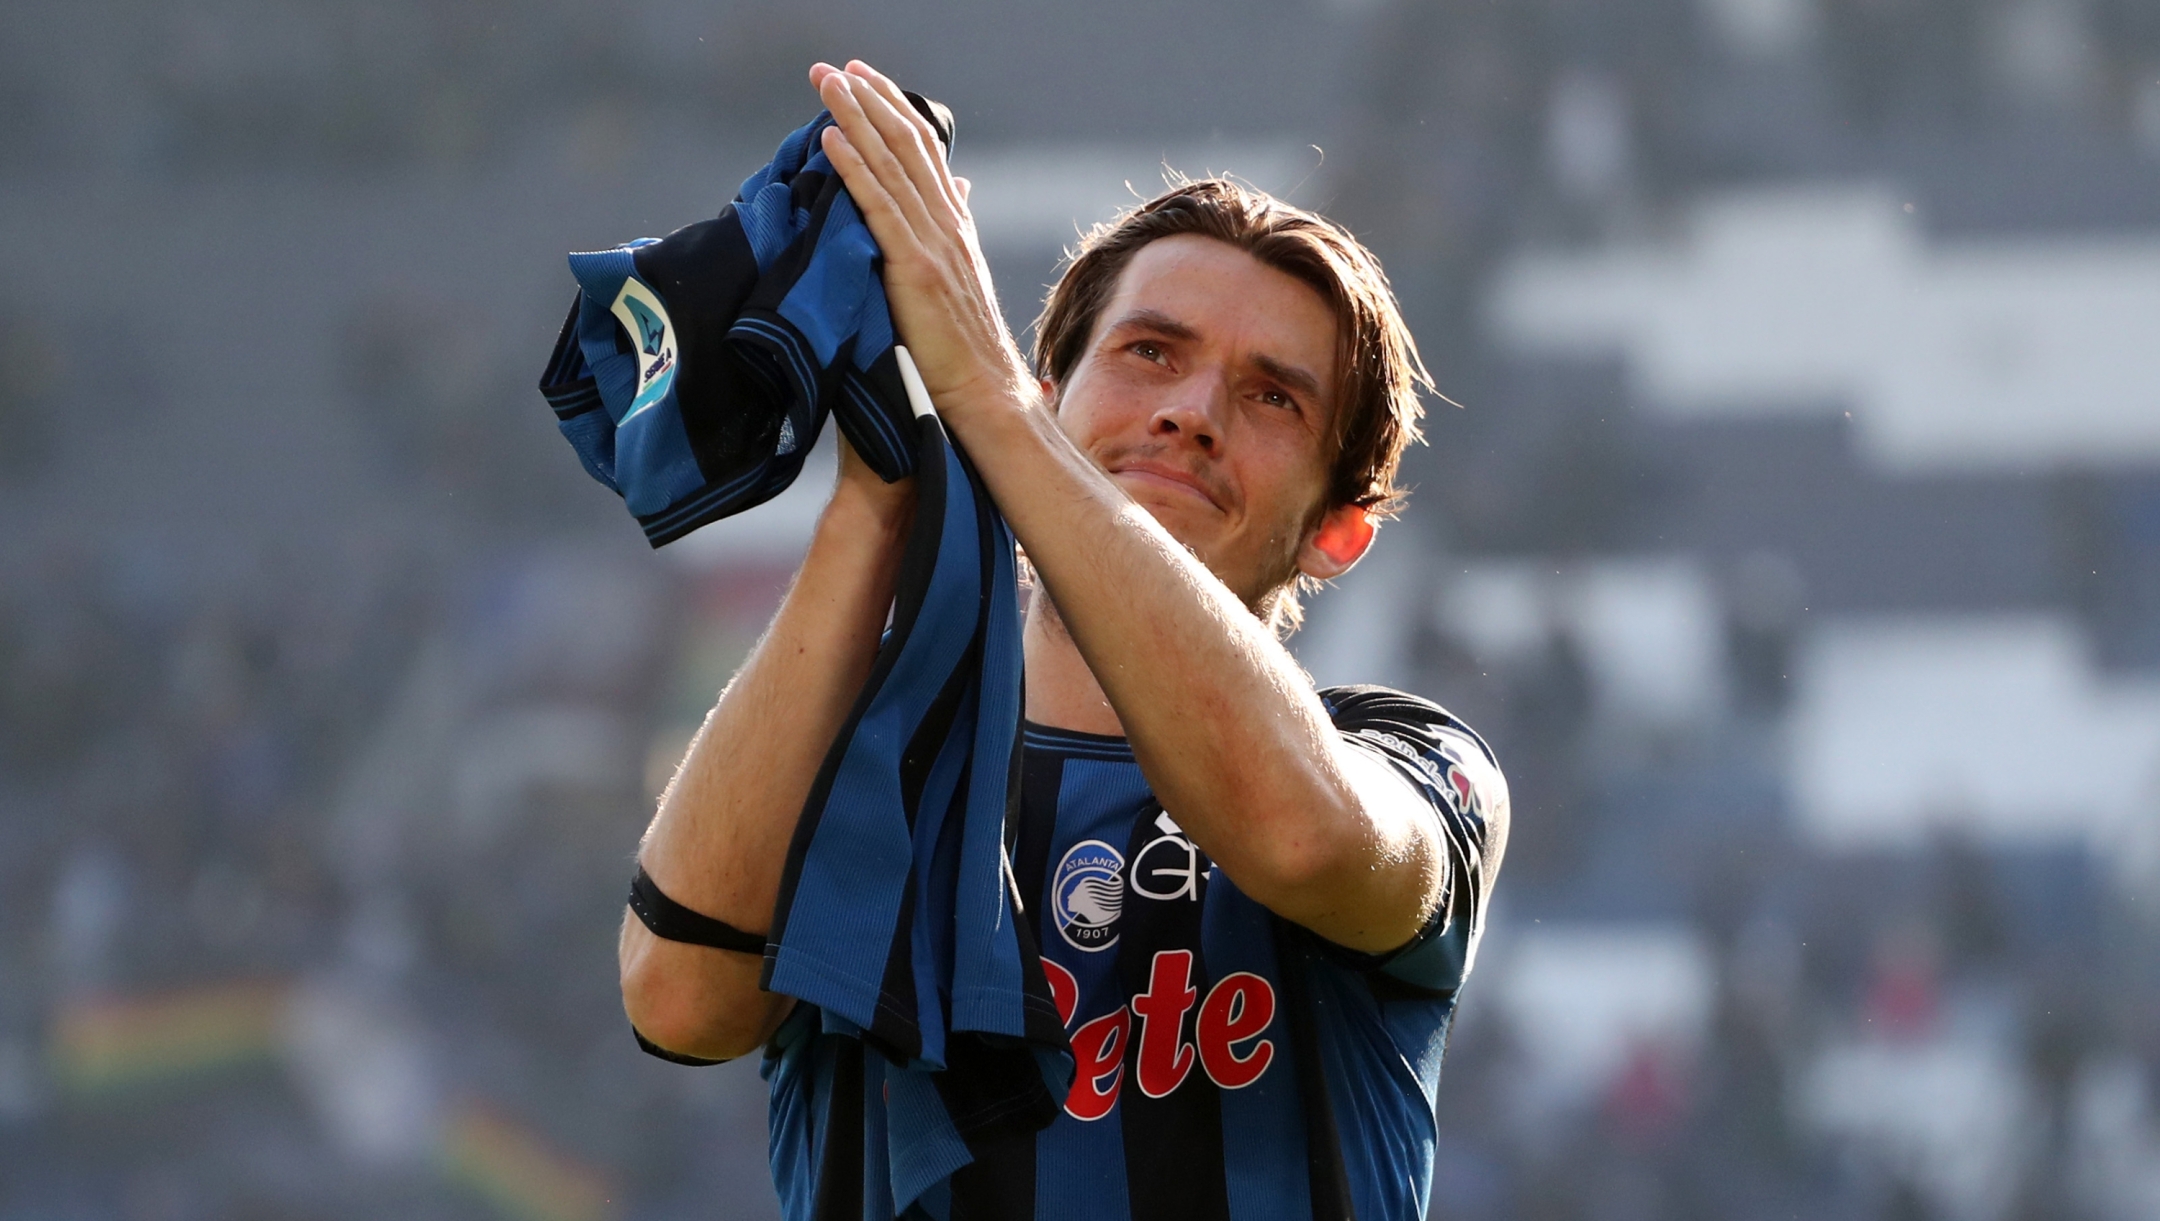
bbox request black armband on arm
[627,866,768,955]
[632,1025,727,1067]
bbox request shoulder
[1318,685,1507,822]
[1315,685,1509,994]
[1318,684,1489,751]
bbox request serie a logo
[609,276,678,425]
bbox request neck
[1021,591,1126,736]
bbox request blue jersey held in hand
[538,91,954,546]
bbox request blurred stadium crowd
[2,0,2158,1218]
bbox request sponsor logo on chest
[1041,952,1278,1119]
[1130,809,1205,902]
[1043,810,1276,1119]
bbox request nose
[1148,370,1226,454]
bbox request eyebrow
[1104,309,1327,406]
[1102,308,1200,344]
[1252,353,1324,406]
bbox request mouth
[1110,462,1223,511]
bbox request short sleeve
[1316,685,1508,995]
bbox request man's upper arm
[1320,685,1509,994]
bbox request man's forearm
[954,400,1428,947]
[620,479,912,1058]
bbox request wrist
[820,475,915,543]
[932,363,1044,435]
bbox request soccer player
[620,59,1509,1221]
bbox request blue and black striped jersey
[762,685,1506,1221]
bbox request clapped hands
[808,61,1040,431]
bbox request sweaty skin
[618,60,1451,1063]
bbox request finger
[818,124,931,272]
[834,65,956,202]
[845,63,964,219]
[818,73,940,243]
[847,61,942,153]
[952,176,971,204]
[808,62,841,89]
[836,63,974,238]
[819,72,928,206]
[836,68,950,204]
[818,73,943,241]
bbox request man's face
[1051,234,1354,607]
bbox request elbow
[1198,773,1357,904]
[1238,821,1363,915]
[1234,807,1435,953]
[619,935,777,1063]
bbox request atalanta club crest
[1052,840,1124,952]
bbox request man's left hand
[809,61,1037,427]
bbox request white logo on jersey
[1053,840,1125,952]
[1130,809,1204,902]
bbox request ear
[1298,502,1376,581]
[1039,376,1058,411]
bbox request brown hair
[1031,177,1433,521]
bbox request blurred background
[2,0,2158,1217]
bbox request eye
[1258,388,1297,411]
[1130,341,1167,364]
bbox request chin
[1124,489,1214,540]
[1113,473,1214,513]
[1132,501,1262,585]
